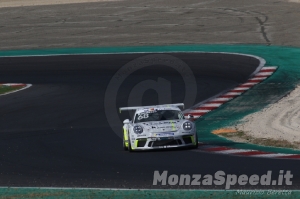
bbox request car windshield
[134,110,183,123]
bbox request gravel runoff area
[1,0,299,7]
[1,0,300,49]
[1,0,300,148]
[230,85,300,148]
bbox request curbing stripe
[217,149,254,154]
[2,83,26,86]
[251,153,296,158]
[229,89,246,93]
[185,66,277,118]
[195,143,300,159]
[204,146,232,152]
[232,151,272,156]
[219,94,239,98]
[249,77,267,80]
[255,72,274,76]
[248,79,264,83]
[260,69,277,72]
[189,110,210,113]
[211,98,233,101]
[195,107,216,111]
[226,92,242,95]
[240,82,258,86]
[261,66,277,70]
[0,83,31,96]
[200,103,222,107]
[232,87,250,90]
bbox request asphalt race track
[0,53,299,189]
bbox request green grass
[0,86,23,95]
[0,188,298,199]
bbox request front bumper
[131,134,197,150]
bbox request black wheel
[123,134,128,151]
[128,134,133,152]
[192,133,199,149]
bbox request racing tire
[128,134,133,152]
[123,134,128,151]
[192,133,199,149]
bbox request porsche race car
[119,103,198,151]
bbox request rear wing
[119,103,184,113]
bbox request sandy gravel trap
[233,85,300,146]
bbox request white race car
[119,103,198,152]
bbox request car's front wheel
[127,133,133,152]
[123,134,128,151]
[192,133,199,149]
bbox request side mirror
[123,119,130,124]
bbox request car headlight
[182,122,193,131]
[133,125,143,134]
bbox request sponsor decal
[158,137,174,140]
[153,132,174,137]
